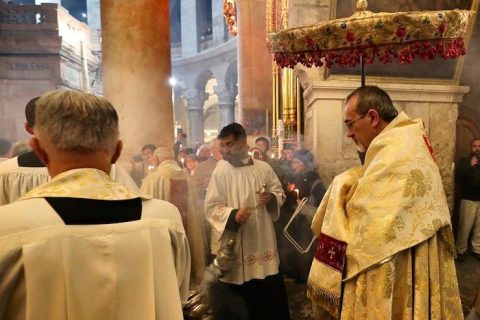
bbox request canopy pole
[361,54,365,87]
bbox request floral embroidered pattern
[404,169,432,198]
[246,250,275,265]
[267,9,473,68]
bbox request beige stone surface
[237,0,272,132]
[101,0,174,158]
[429,102,458,210]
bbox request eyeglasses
[344,113,366,129]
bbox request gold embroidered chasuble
[141,160,206,282]
[0,156,139,205]
[308,112,462,319]
[0,168,191,320]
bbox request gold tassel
[307,280,341,319]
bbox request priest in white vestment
[141,147,207,282]
[308,86,462,319]
[0,90,190,320]
[205,123,290,320]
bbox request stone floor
[285,253,480,320]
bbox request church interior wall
[303,80,468,209]
[458,11,480,149]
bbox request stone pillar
[236,0,272,134]
[101,0,174,158]
[184,89,208,145]
[86,0,101,29]
[214,85,236,129]
[180,0,198,56]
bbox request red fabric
[314,233,347,273]
[170,179,188,230]
[272,38,466,69]
[422,133,437,163]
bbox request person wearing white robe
[0,89,190,319]
[205,123,290,320]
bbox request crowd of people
[0,86,477,319]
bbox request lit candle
[180,158,185,168]
[294,188,299,201]
[270,154,275,159]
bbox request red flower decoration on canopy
[396,27,406,39]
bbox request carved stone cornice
[182,89,209,110]
[214,85,236,105]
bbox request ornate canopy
[267,1,474,70]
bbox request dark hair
[255,136,270,150]
[25,97,40,127]
[292,149,314,166]
[0,138,11,157]
[471,138,480,146]
[142,144,157,152]
[218,122,247,141]
[180,147,195,155]
[346,86,398,122]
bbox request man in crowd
[193,138,222,203]
[308,86,462,319]
[282,149,325,283]
[192,138,223,259]
[173,129,187,161]
[0,97,138,205]
[0,90,190,319]
[0,138,11,159]
[205,123,290,320]
[455,137,480,261]
[142,143,158,172]
[141,147,206,283]
[196,144,211,162]
[255,136,270,158]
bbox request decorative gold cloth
[141,160,207,283]
[20,168,144,201]
[267,9,473,68]
[308,112,462,319]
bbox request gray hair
[154,147,173,162]
[34,90,119,152]
[346,86,398,122]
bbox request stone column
[180,0,198,56]
[214,85,236,129]
[86,0,101,30]
[236,0,272,134]
[101,0,174,158]
[184,89,208,145]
